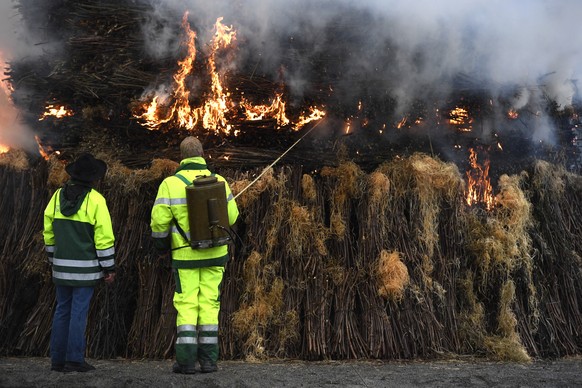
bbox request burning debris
[3,0,579,177]
[132,14,325,135]
[38,105,74,121]
[465,147,495,210]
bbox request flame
[35,135,51,160]
[465,147,495,210]
[1,54,14,155]
[396,116,407,129]
[39,104,74,120]
[241,93,289,127]
[507,109,519,119]
[134,14,237,133]
[294,106,326,130]
[134,12,198,130]
[196,16,237,133]
[134,14,326,134]
[449,107,473,132]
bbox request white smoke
[0,1,38,152]
[144,0,581,110]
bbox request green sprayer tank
[185,176,231,249]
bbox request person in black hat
[43,152,116,373]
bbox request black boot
[50,363,64,372]
[172,362,196,374]
[63,361,96,372]
[199,361,218,373]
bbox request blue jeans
[50,285,94,364]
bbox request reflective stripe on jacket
[150,156,239,268]
[43,187,116,287]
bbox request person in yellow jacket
[151,136,239,374]
[43,153,116,373]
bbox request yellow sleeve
[151,179,174,251]
[224,181,239,226]
[43,190,58,246]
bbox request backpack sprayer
[186,176,231,248]
[180,117,325,249]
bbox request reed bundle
[1,151,581,361]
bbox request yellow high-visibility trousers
[173,266,224,366]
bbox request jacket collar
[175,156,207,173]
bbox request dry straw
[301,173,317,202]
[232,250,289,360]
[230,167,280,210]
[320,161,364,238]
[0,149,29,171]
[375,250,409,301]
[376,153,463,286]
[4,150,582,361]
[286,201,329,258]
[465,172,533,281]
[47,154,69,189]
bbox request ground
[1,357,581,387]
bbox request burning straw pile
[7,0,323,164]
[2,0,582,363]
[1,150,582,361]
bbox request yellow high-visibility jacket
[151,156,239,268]
[43,182,115,286]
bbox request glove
[153,236,171,253]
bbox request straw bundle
[2,152,582,363]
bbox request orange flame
[35,135,51,160]
[345,119,351,134]
[134,14,237,134]
[1,53,14,155]
[294,106,326,130]
[134,14,326,134]
[195,16,236,133]
[241,93,289,127]
[39,104,74,121]
[134,12,197,130]
[449,107,473,132]
[396,116,408,129]
[507,109,519,119]
[465,147,495,210]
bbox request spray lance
[182,118,326,250]
[233,117,326,200]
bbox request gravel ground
[1,356,581,387]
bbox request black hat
[65,153,107,183]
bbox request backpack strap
[175,173,191,186]
[175,172,216,186]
